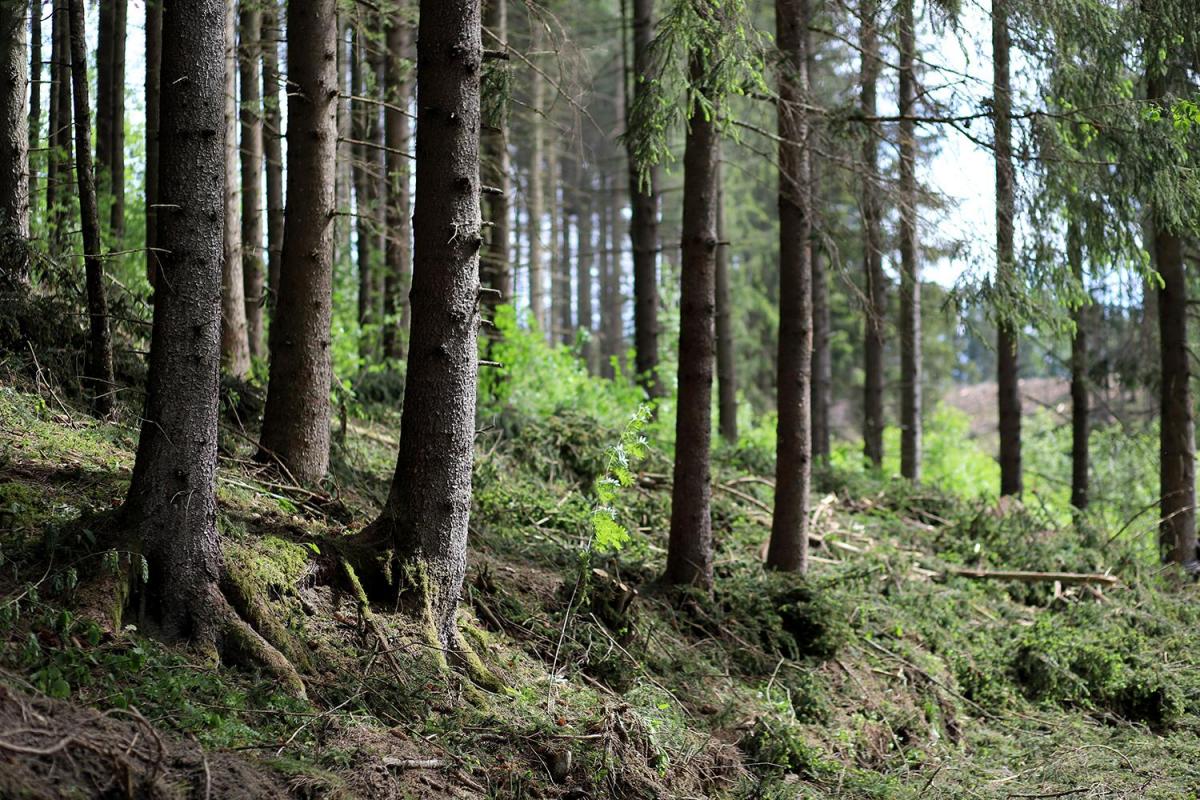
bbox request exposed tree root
[216,593,307,701]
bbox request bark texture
[481,0,510,311]
[898,0,921,481]
[715,156,737,444]
[220,0,251,379]
[993,0,1022,497]
[810,162,830,461]
[123,0,227,643]
[351,24,377,358]
[262,0,283,311]
[628,0,661,397]
[259,0,338,485]
[1067,221,1088,512]
[47,0,70,256]
[369,0,483,647]
[859,0,884,468]
[95,0,125,243]
[766,0,812,574]
[664,55,717,590]
[0,0,29,292]
[26,0,38,237]
[145,0,161,284]
[68,0,115,417]
[239,4,265,358]
[528,22,546,333]
[382,6,412,360]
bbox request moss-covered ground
[2,364,1199,799]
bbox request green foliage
[590,407,651,554]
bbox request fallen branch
[945,567,1118,586]
[383,757,444,770]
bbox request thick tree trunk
[240,4,265,359]
[382,6,411,360]
[1067,220,1088,512]
[0,0,29,292]
[528,23,546,334]
[123,0,228,644]
[859,0,884,468]
[47,0,70,257]
[26,0,38,233]
[898,0,921,481]
[628,0,661,397]
[767,0,813,574]
[68,0,115,417]
[715,156,737,444]
[262,0,283,312]
[368,0,483,648]
[258,0,337,485]
[145,0,161,285]
[664,56,717,590]
[221,1,251,379]
[350,25,376,359]
[482,0,510,315]
[993,0,1021,497]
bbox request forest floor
[1,363,1200,799]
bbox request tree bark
[123,0,227,646]
[350,24,376,359]
[481,0,510,314]
[368,0,483,647]
[240,3,265,360]
[577,172,594,371]
[547,136,560,344]
[1147,62,1195,564]
[557,149,573,345]
[93,0,126,245]
[221,0,250,379]
[334,15,351,268]
[627,0,661,398]
[1067,220,1088,512]
[993,0,1021,497]
[262,0,283,312]
[68,0,115,417]
[47,0,69,257]
[859,0,884,468]
[145,0,161,285]
[664,54,718,590]
[808,33,829,462]
[605,165,625,374]
[0,0,29,293]
[715,155,737,444]
[898,0,921,481]
[26,0,38,236]
[767,0,813,574]
[382,5,411,360]
[528,22,546,334]
[258,0,338,485]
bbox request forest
[0,0,1199,797]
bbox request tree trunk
[0,0,29,293]
[258,0,337,485]
[808,34,829,461]
[96,0,113,229]
[145,0,161,285]
[628,0,661,398]
[48,0,70,257]
[68,0,115,417]
[334,16,351,268]
[767,0,813,574]
[240,3,265,360]
[482,0,510,315]
[350,24,376,359]
[26,0,39,235]
[367,0,483,648]
[715,155,737,444]
[382,5,411,360]
[577,173,594,371]
[859,0,884,468]
[1148,65,1195,565]
[993,0,1021,497]
[898,0,921,481]
[528,22,546,334]
[262,0,283,312]
[547,137,560,345]
[664,54,718,590]
[557,150,573,345]
[109,0,125,242]
[1067,220,1088,512]
[221,1,250,379]
[123,0,228,647]
[606,166,625,375]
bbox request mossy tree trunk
[364,0,484,648]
